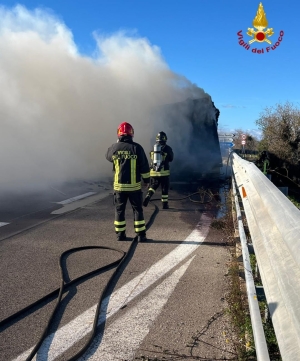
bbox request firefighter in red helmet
[106,122,150,242]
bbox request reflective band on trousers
[135,225,146,232]
[114,220,126,225]
[134,220,145,225]
[114,220,126,232]
[115,226,126,231]
[134,220,146,232]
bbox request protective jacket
[106,136,150,192]
[150,144,174,177]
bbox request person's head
[117,122,134,139]
[156,131,167,145]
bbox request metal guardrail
[232,153,300,360]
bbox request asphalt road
[0,181,237,361]
[0,180,110,240]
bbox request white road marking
[0,222,9,227]
[13,214,211,361]
[80,257,194,360]
[51,192,111,215]
[55,192,97,205]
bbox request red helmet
[117,122,134,138]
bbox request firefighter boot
[162,202,169,209]
[137,231,147,242]
[117,231,127,241]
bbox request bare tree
[256,102,300,166]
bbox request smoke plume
[0,5,212,193]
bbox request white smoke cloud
[0,5,210,192]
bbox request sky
[0,0,298,190]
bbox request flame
[253,2,268,29]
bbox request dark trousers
[148,176,170,203]
[113,191,146,235]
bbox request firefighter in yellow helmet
[106,122,150,242]
[143,131,174,209]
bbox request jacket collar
[118,136,133,143]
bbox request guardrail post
[247,243,255,254]
[255,286,269,323]
[255,262,260,280]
